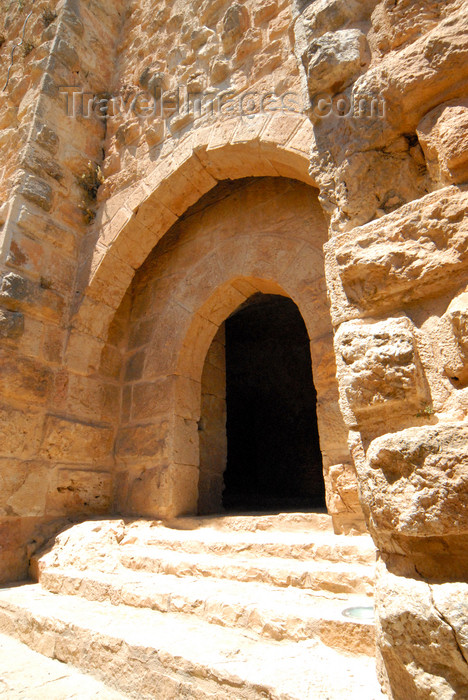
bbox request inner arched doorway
[198,293,325,514]
[113,176,365,532]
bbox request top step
[165,511,335,532]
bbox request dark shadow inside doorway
[222,294,325,512]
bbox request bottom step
[0,632,126,699]
[0,583,386,700]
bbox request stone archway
[113,177,366,532]
[198,293,326,515]
[69,114,316,358]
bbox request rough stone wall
[99,0,301,198]
[199,324,227,515]
[292,0,468,696]
[0,1,467,696]
[0,0,124,580]
[112,176,362,529]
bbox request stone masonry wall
[0,0,124,580]
[199,324,227,515]
[113,177,363,530]
[292,0,468,696]
[1,1,468,697]
[99,0,301,198]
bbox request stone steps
[120,546,374,595]
[0,515,384,697]
[0,631,127,699]
[0,584,385,700]
[37,566,375,651]
[118,525,376,565]
[164,511,334,532]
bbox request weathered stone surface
[34,124,59,155]
[40,416,114,464]
[418,98,468,187]
[0,272,32,306]
[20,175,53,212]
[376,562,468,700]
[0,355,52,404]
[334,317,428,426]
[0,404,43,459]
[305,29,370,98]
[0,460,50,517]
[0,633,127,699]
[0,582,382,699]
[221,3,250,53]
[22,147,64,183]
[0,0,468,695]
[0,308,24,338]
[325,187,468,324]
[300,0,379,41]
[50,468,112,515]
[440,289,468,386]
[126,464,198,518]
[324,463,362,516]
[115,420,170,461]
[363,423,468,537]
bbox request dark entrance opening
[222,294,325,512]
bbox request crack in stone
[428,583,468,670]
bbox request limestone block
[268,8,291,41]
[232,28,263,67]
[370,0,443,54]
[21,147,63,183]
[334,317,428,426]
[35,124,59,155]
[126,463,198,518]
[0,460,50,517]
[305,29,370,98]
[199,392,227,475]
[16,206,76,257]
[359,6,468,134]
[440,290,468,385]
[210,58,229,85]
[0,309,24,339]
[0,355,52,404]
[115,419,170,463]
[376,562,468,700]
[221,4,250,54]
[0,404,43,459]
[297,0,379,60]
[364,422,468,537]
[324,463,361,516]
[40,416,114,464]
[131,379,175,422]
[253,0,278,26]
[325,187,468,324]
[55,374,120,424]
[417,99,468,187]
[0,271,64,324]
[20,175,53,212]
[200,364,226,399]
[49,468,112,515]
[173,416,199,466]
[0,273,32,306]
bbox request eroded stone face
[376,561,468,700]
[305,29,370,97]
[440,289,468,386]
[418,98,468,187]
[0,0,467,696]
[325,186,468,325]
[363,423,468,538]
[334,317,428,426]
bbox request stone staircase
[0,513,386,699]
